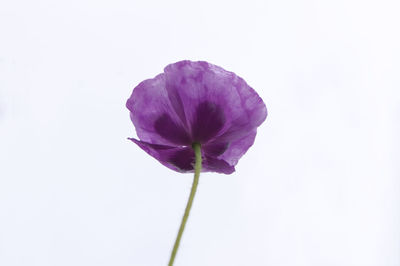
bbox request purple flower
[126,60,267,174]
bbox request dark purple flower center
[154,101,226,146]
[154,114,192,145]
[191,101,225,143]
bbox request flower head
[126,60,267,174]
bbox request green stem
[168,142,202,266]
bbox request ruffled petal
[203,156,235,174]
[202,142,230,157]
[164,61,267,145]
[131,138,236,174]
[129,138,194,173]
[126,73,191,146]
[217,129,258,166]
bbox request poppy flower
[126,60,267,174]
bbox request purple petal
[154,114,191,145]
[217,129,258,166]
[201,130,257,172]
[203,156,235,174]
[126,73,190,146]
[164,61,267,145]
[129,138,193,173]
[130,138,236,174]
[203,142,230,157]
[168,148,195,172]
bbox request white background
[1,0,399,265]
